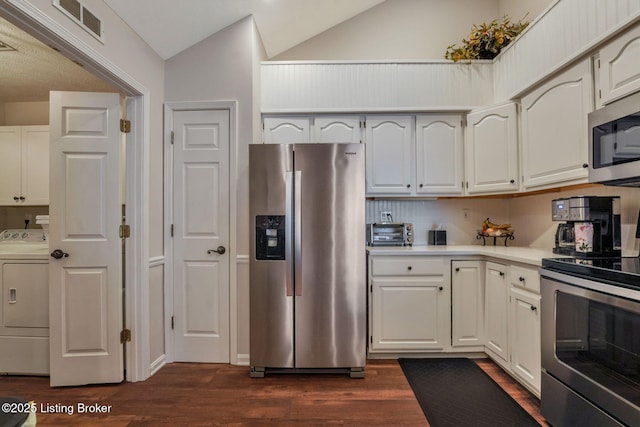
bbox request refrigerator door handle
[285,172,294,297]
[294,170,302,296]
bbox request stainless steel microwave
[589,90,640,186]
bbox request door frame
[163,101,238,364]
[1,1,150,381]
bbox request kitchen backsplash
[367,185,640,254]
[0,206,49,232]
[366,198,511,246]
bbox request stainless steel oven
[540,265,640,427]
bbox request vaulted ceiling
[0,0,385,103]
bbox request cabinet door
[365,116,414,195]
[416,115,463,195]
[0,127,22,205]
[520,59,592,189]
[21,126,50,205]
[370,277,448,352]
[451,261,484,348]
[510,286,541,396]
[485,262,509,364]
[466,103,519,194]
[314,116,361,144]
[599,23,640,105]
[263,116,311,144]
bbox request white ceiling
[104,0,385,59]
[0,0,385,103]
[0,16,118,103]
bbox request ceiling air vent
[53,0,104,42]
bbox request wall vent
[53,0,104,43]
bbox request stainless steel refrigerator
[249,143,365,378]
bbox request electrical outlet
[462,209,471,222]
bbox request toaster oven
[366,223,413,246]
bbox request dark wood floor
[0,359,547,426]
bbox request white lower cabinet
[451,260,484,349]
[368,256,450,353]
[484,262,510,367]
[508,264,542,397]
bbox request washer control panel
[0,229,46,243]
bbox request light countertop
[366,245,564,266]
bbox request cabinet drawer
[509,265,540,293]
[371,257,445,276]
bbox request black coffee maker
[552,196,621,257]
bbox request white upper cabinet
[314,116,361,144]
[465,103,519,194]
[415,115,464,195]
[263,116,311,144]
[365,116,414,195]
[0,126,50,206]
[520,59,592,190]
[598,23,640,105]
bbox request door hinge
[599,89,602,99]
[119,224,131,239]
[461,117,467,127]
[597,58,601,68]
[171,130,174,145]
[120,119,131,133]
[170,224,174,237]
[370,336,373,344]
[171,316,174,330]
[120,328,131,343]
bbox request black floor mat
[399,358,540,427]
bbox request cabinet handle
[530,305,537,312]
[439,286,443,291]
[419,184,423,188]
[19,196,25,201]
[510,179,515,184]
[455,268,460,272]
[519,276,525,282]
[406,184,411,188]
[407,266,412,271]
[499,271,505,277]
[13,196,19,201]
[582,163,589,168]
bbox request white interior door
[172,109,230,363]
[49,91,123,386]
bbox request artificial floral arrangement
[444,14,530,62]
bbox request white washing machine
[0,229,50,375]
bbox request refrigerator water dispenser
[255,215,285,260]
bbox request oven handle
[540,268,640,302]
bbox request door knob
[50,249,69,259]
[207,246,226,255]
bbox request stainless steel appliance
[540,259,640,426]
[552,196,621,257]
[249,143,366,378]
[589,90,640,186]
[366,222,413,246]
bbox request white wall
[498,0,554,23]
[274,0,500,60]
[274,0,555,61]
[1,101,48,125]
